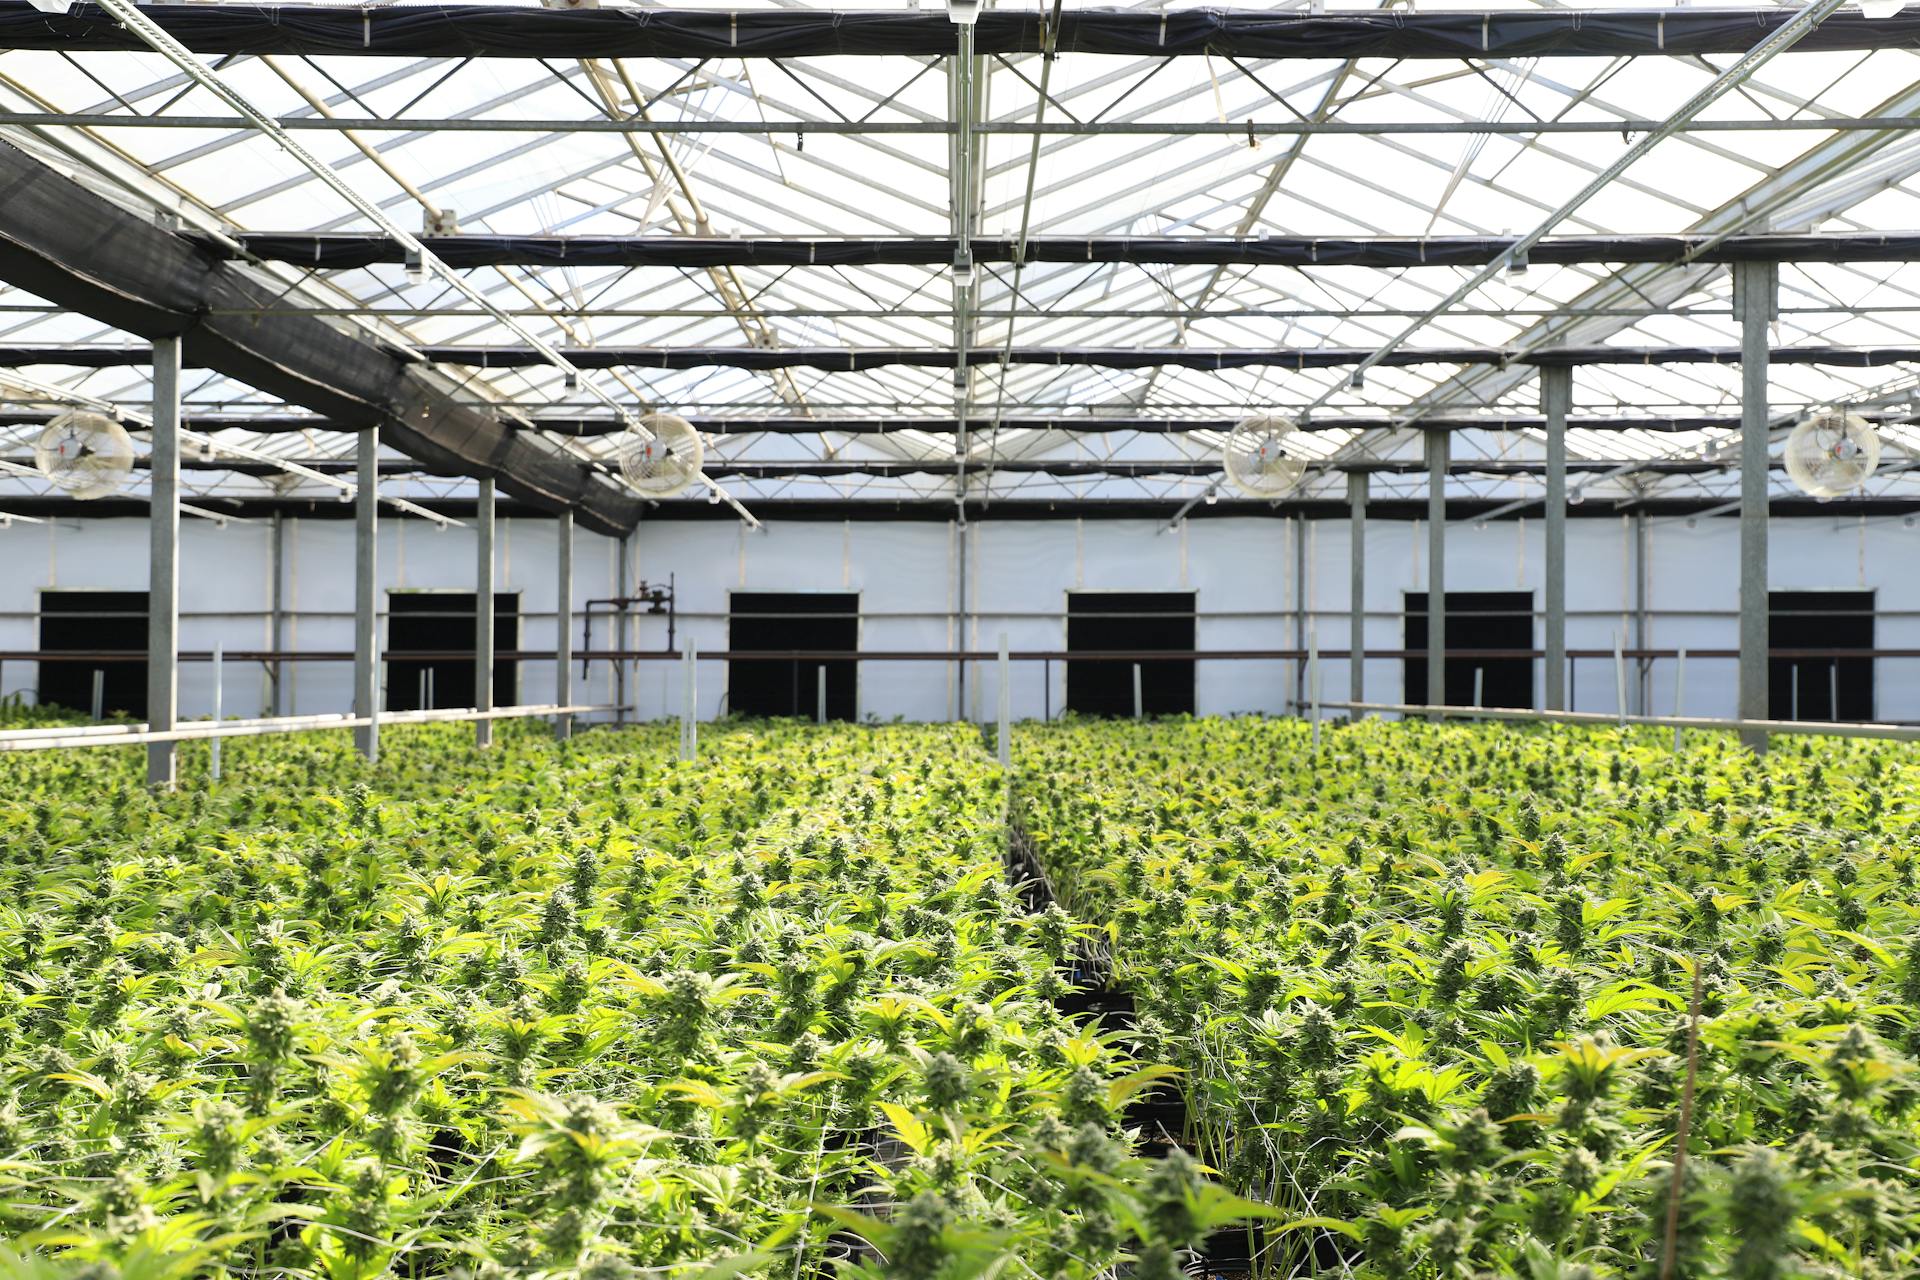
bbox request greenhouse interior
[4,0,1920,1276]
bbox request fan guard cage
[1222,414,1309,498]
[33,411,136,501]
[1783,410,1881,499]
[619,413,705,497]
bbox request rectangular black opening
[39,590,148,717]
[1770,590,1873,722]
[386,592,519,711]
[1404,591,1535,709]
[1066,592,1196,717]
[729,592,858,720]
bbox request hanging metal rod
[9,4,1920,61]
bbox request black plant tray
[1054,982,1135,1031]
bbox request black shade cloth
[0,139,644,535]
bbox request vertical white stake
[1473,665,1484,721]
[997,632,1011,768]
[816,665,827,725]
[1132,663,1143,720]
[1613,630,1627,727]
[418,669,427,711]
[210,642,223,781]
[1308,623,1321,750]
[1673,647,1687,753]
[1791,664,1800,722]
[1830,662,1839,723]
[680,642,697,762]
[427,667,435,711]
[90,668,104,722]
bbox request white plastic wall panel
[2,513,1914,726]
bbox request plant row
[1015,717,1920,1278]
[0,721,1251,1280]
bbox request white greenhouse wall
[0,512,1913,724]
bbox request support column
[1542,365,1570,711]
[146,335,180,787]
[1293,514,1307,711]
[1736,260,1775,751]
[1633,510,1650,716]
[614,532,629,722]
[1426,430,1447,714]
[956,517,969,721]
[555,510,573,740]
[476,478,496,748]
[268,509,286,718]
[352,427,378,762]
[1347,470,1367,711]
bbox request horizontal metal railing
[0,703,619,752]
[3,646,1914,662]
[1323,700,1920,742]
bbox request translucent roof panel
[0,0,1914,518]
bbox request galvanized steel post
[1426,430,1448,714]
[353,426,379,762]
[475,478,495,748]
[1542,365,1570,711]
[1348,470,1367,713]
[1736,260,1776,752]
[146,335,181,788]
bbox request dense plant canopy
[0,722,1238,1280]
[7,714,1918,1279]
[1016,718,1920,1278]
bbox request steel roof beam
[251,343,1920,371]
[201,223,1920,275]
[30,111,1914,137]
[27,456,1819,479]
[13,5,1920,61]
[0,411,1874,435]
[20,341,1920,371]
[6,492,1919,522]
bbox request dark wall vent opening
[1066,592,1196,717]
[39,590,147,717]
[386,592,519,711]
[1770,590,1873,722]
[729,592,858,720]
[1404,591,1534,709]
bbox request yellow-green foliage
[0,722,1219,1280]
[1017,718,1920,1278]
